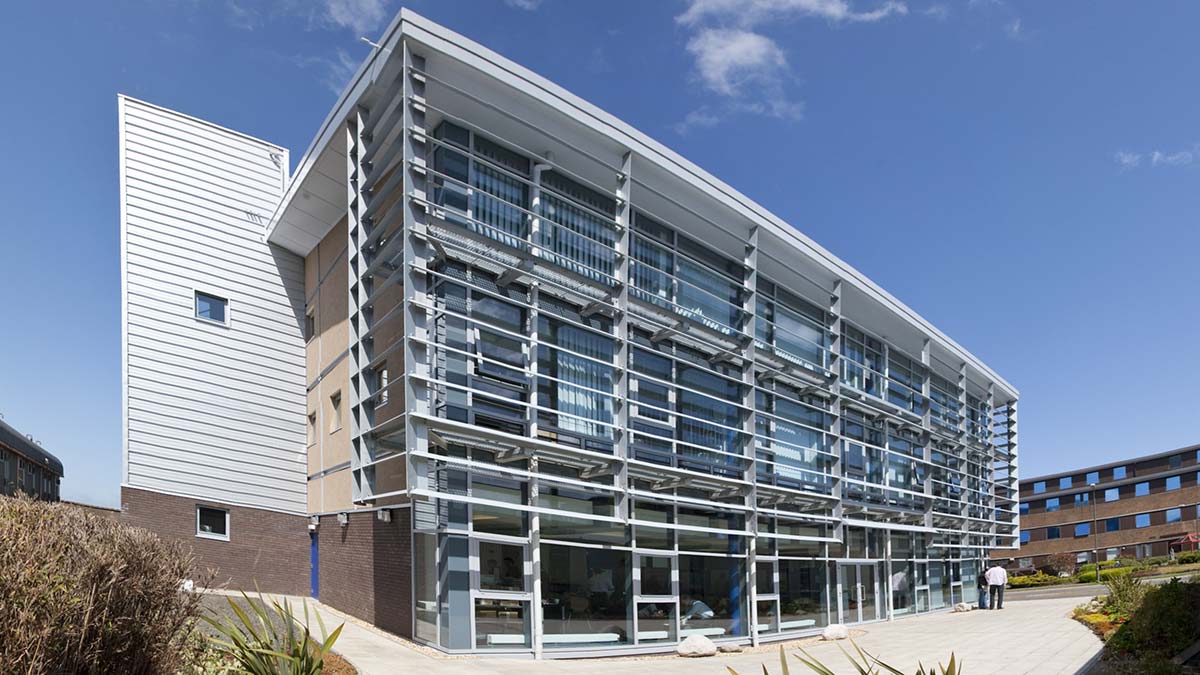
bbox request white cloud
[319,0,391,35]
[923,4,949,20]
[1151,150,1193,167]
[1005,17,1022,39]
[675,108,723,135]
[1114,148,1195,170]
[1114,151,1141,169]
[677,0,908,27]
[505,0,543,9]
[686,29,788,97]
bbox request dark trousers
[989,584,1004,609]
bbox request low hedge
[1107,578,1200,662]
[1009,572,1071,588]
[0,496,208,674]
[1076,567,1136,584]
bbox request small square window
[1019,530,1030,544]
[1074,493,1090,507]
[1166,475,1181,491]
[1059,476,1072,490]
[1166,508,1182,524]
[1106,517,1120,532]
[1019,502,1030,516]
[1046,526,1060,540]
[329,391,342,433]
[1085,471,1099,485]
[196,505,229,540]
[1170,454,1182,469]
[1045,498,1060,512]
[1105,548,1119,561]
[1135,481,1149,497]
[1135,513,1150,529]
[1032,481,1046,495]
[305,310,316,342]
[1113,466,1127,480]
[1075,523,1090,537]
[1104,487,1119,502]
[195,291,228,325]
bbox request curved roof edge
[0,417,63,477]
[265,8,1018,400]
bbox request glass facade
[339,60,1018,655]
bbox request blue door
[310,532,319,598]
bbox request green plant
[727,643,962,675]
[1106,578,1200,659]
[1009,572,1069,588]
[0,495,209,674]
[203,591,344,675]
[1076,566,1134,584]
[1103,571,1147,616]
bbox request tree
[1047,552,1077,577]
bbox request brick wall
[317,507,412,638]
[121,486,309,595]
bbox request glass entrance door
[837,563,880,624]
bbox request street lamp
[1089,483,1099,582]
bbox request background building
[0,416,63,501]
[1005,444,1200,569]
[118,8,1018,656]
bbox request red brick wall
[317,508,412,638]
[120,487,309,595]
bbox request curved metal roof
[0,417,63,477]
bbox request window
[1019,530,1030,544]
[1076,552,1090,564]
[1113,466,1127,480]
[1105,548,1119,561]
[1059,476,1072,490]
[329,391,342,432]
[1045,498,1060,512]
[1170,454,1182,469]
[1167,508,1182,524]
[1135,481,1149,497]
[375,366,389,407]
[1019,502,1030,516]
[1167,475,1181,491]
[1104,487,1120,502]
[196,506,229,540]
[306,412,317,446]
[1046,526,1060,540]
[1106,517,1120,532]
[305,310,316,342]
[1075,523,1090,537]
[1135,513,1150,529]
[1032,481,1046,495]
[1074,493,1090,507]
[1085,471,1099,485]
[195,291,228,325]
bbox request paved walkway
[275,594,1102,675]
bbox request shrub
[1176,551,1200,565]
[1104,572,1147,617]
[1106,578,1200,660]
[1010,571,1070,588]
[1076,566,1134,584]
[204,592,343,675]
[0,495,208,674]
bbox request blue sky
[1,1,1198,507]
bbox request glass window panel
[1104,488,1119,502]
[679,554,747,638]
[1046,527,1060,540]
[1086,471,1100,485]
[479,541,524,591]
[1166,475,1181,491]
[1106,517,1120,532]
[779,560,828,630]
[641,556,672,596]
[1044,498,1059,512]
[1167,508,1182,523]
[541,545,630,647]
[195,292,227,323]
[474,599,529,649]
[1074,523,1090,537]
[1032,481,1046,494]
[1113,466,1127,480]
[1135,482,1150,497]
[1135,514,1150,528]
[636,603,676,643]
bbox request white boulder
[718,643,744,653]
[821,623,850,641]
[677,634,718,657]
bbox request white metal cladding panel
[119,96,307,514]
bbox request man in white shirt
[984,562,1009,610]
